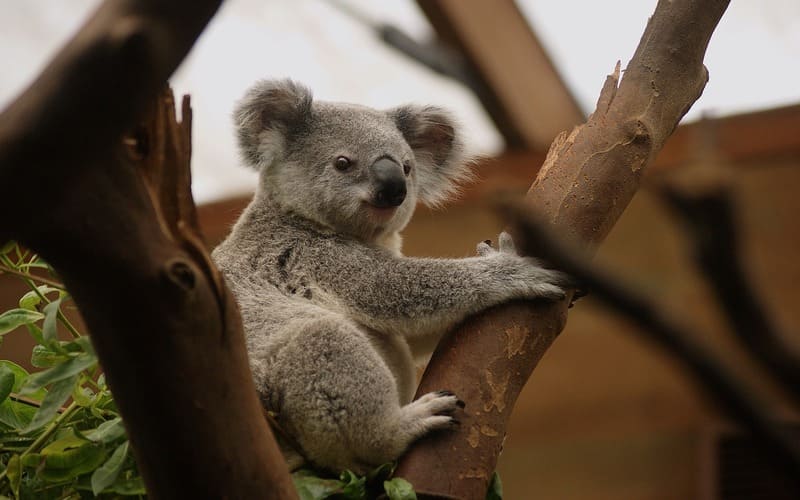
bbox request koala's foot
[337,390,464,473]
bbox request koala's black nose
[372,158,407,208]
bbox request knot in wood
[123,125,148,161]
[164,258,196,292]
[625,119,652,146]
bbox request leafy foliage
[292,465,502,500]
[292,463,417,500]
[0,243,142,499]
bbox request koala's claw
[429,390,466,413]
[413,391,462,415]
[498,231,516,254]
[476,241,494,257]
[477,231,522,257]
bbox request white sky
[1,0,798,203]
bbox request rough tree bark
[0,1,296,498]
[395,1,731,498]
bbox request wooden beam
[198,102,800,244]
[417,0,585,151]
[654,103,800,171]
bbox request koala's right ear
[233,79,313,170]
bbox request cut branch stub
[19,91,296,499]
[395,1,730,498]
[528,0,726,247]
[129,87,226,316]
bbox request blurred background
[1,1,799,498]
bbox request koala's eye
[334,156,352,171]
[403,162,412,176]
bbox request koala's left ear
[234,79,313,171]
[389,105,472,207]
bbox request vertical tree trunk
[0,1,296,498]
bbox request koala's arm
[303,235,567,339]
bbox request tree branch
[0,1,296,497]
[395,1,730,497]
[661,184,800,403]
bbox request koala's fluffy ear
[234,79,313,170]
[390,105,472,207]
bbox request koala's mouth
[362,201,399,221]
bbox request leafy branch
[0,243,142,499]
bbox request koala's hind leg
[269,314,460,473]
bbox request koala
[212,79,569,474]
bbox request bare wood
[0,1,296,498]
[417,0,584,150]
[395,1,730,498]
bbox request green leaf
[0,240,15,256]
[0,368,43,435]
[339,470,366,499]
[292,470,344,500]
[18,285,59,311]
[0,399,37,430]
[91,399,117,420]
[0,365,15,404]
[41,297,62,343]
[384,477,417,500]
[85,417,126,444]
[40,432,90,463]
[31,345,66,368]
[23,374,77,433]
[109,475,147,495]
[25,323,44,344]
[19,452,42,468]
[72,384,95,407]
[20,352,96,395]
[38,431,106,482]
[0,308,44,335]
[0,361,46,400]
[485,471,503,500]
[91,440,129,495]
[5,454,22,498]
[367,462,395,483]
[72,336,94,355]
[0,433,34,447]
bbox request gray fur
[214,79,568,473]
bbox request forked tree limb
[395,1,731,498]
[0,1,297,498]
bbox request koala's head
[234,79,471,247]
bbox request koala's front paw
[478,232,571,301]
[404,390,464,431]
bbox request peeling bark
[395,1,731,498]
